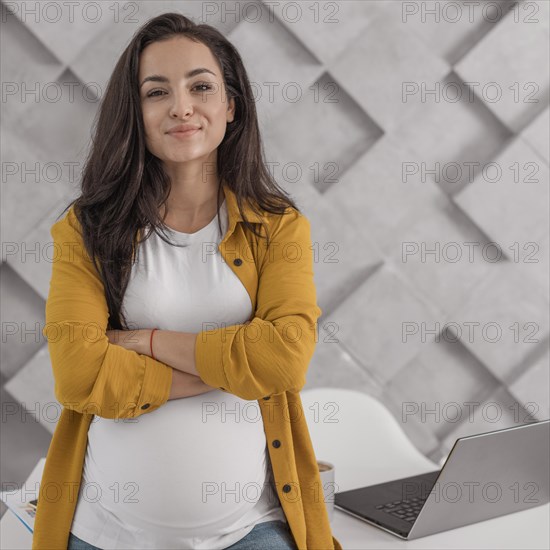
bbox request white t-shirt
[70,198,286,549]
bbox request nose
[169,88,194,119]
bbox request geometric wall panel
[509,345,550,421]
[389,195,496,316]
[228,10,324,126]
[328,264,442,385]
[329,13,449,132]
[0,264,45,381]
[382,337,499,458]
[383,0,518,65]
[4,346,58,435]
[444,262,549,380]
[392,71,513,196]
[306,186,383,318]
[455,0,550,132]
[454,136,550,250]
[268,0,379,65]
[4,202,68,300]
[326,134,445,256]
[522,105,550,164]
[265,71,383,194]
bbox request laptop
[334,419,550,540]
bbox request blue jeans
[67,520,297,549]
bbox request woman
[33,12,342,550]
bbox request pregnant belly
[83,390,269,530]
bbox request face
[138,36,235,167]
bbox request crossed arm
[44,205,321,418]
[105,329,215,400]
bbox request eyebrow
[140,67,217,88]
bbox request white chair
[299,388,440,492]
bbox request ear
[227,96,235,123]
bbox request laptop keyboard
[375,496,427,523]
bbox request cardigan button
[262,396,271,400]
[233,258,243,266]
[141,403,150,410]
[220,387,226,391]
[272,439,281,448]
[282,484,291,493]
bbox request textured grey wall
[1,0,549,519]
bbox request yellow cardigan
[33,184,343,550]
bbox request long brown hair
[57,12,300,330]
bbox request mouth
[167,128,201,138]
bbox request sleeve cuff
[195,329,230,391]
[134,355,173,415]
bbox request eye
[146,89,166,98]
[194,83,214,92]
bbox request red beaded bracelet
[150,328,158,360]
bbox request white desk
[1,511,34,550]
[330,503,550,549]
